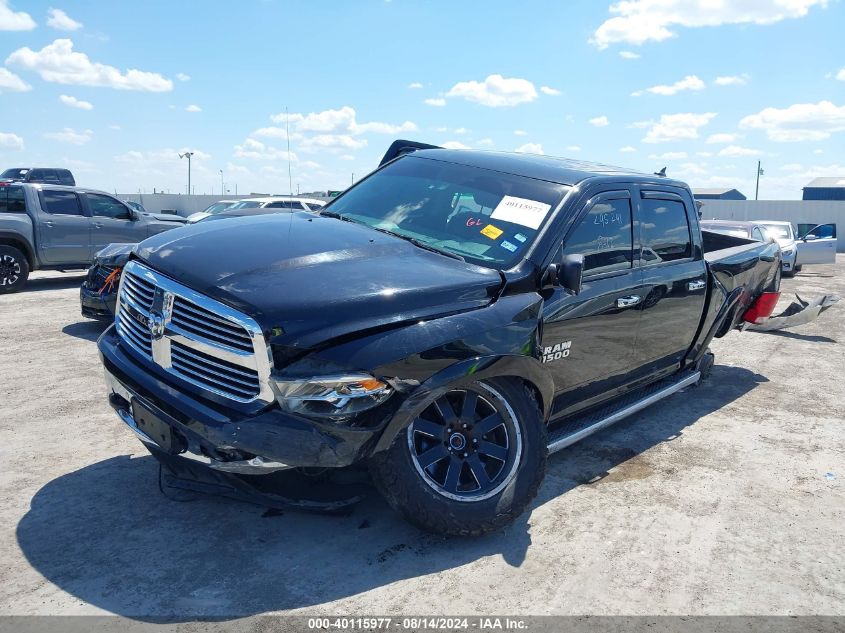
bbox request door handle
[616,295,641,308]
[687,279,706,291]
[44,220,54,228]
[93,222,103,228]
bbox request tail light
[743,291,780,324]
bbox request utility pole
[351,173,354,185]
[219,169,224,196]
[179,152,194,196]
[755,160,764,200]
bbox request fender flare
[373,354,555,454]
[0,231,36,269]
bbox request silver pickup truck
[0,182,181,293]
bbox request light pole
[219,169,224,196]
[179,152,194,195]
[755,160,764,200]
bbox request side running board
[547,370,701,454]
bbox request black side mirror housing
[560,254,585,295]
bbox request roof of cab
[409,148,689,189]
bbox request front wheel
[370,379,546,536]
[0,245,30,294]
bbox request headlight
[782,248,794,256]
[271,373,393,419]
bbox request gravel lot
[0,257,842,618]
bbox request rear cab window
[40,189,83,216]
[0,185,27,213]
[639,193,693,264]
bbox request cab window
[40,190,83,215]
[640,197,692,263]
[563,196,634,276]
[0,186,26,213]
[87,193,131,220]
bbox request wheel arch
[0,232,36,270]
[373,354,554,455]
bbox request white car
[757,221,837,276]
[186,196,325,224]
[186,199,241,224]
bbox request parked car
[98,141,781,535]
[758,220,836,272]
[80,206,296,319]
[0,182,182,293]
[184,200,241,224]
[123,200,187,224]
[187,197,325,224]
[1,167,75,186]
[701,219,797,276]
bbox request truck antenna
[654,167,667,177]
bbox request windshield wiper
[369,227,465,261]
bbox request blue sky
[0,0,843,199]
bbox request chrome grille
[115,260,274,404]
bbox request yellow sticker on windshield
[480,224,504,240]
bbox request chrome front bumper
[104,367,292,475]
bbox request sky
[0,0,843,199]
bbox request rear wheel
[0,245,29,294]
[370,379,546,536]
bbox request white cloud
[44,127,92,145]
[540,86,561,96]
[0,68,30,93]
[648,151,688,160]
[619,50,640,59]
[478,138,494,146]
[567,145,582,152]
[0,131,24,149]
[355,120,417,134]
[589,115,609,127]
[269,106,415,137]
[185,104,201,112]
[514,129,528,136]
[0,0,35,30]
[633,74,704,97]
[619,146,637,153]
[424,97,446,107]
[446,74,538,107]
[706,133,737,144]
[715,74,750,86]
[252,126,291,140]
[408,81,423,89]
[298,134,367,153]
[59,94,92,110]
[718,145,762,156]
[814,148,824,154]
[47,7,82,31]
[176,72,190,82]
[515,142,544,154]
[454,127,467,135]
[642,112,717,143]
[6,39,173,92]
[696,151,713,157]
[108,124,120,130]
[740,100,845,141]
[591,0,827,49]
[442,141,470,150]
[234,138,294,161]
[836,67,845,81]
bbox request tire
[0,245,30,294]
[370,378,547,536]
[794,265,802,273]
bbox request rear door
[630,189,707,379]
[83,192,141,253]
[541,188,643,416]
[35,188,91,264]
[797,224,837,265]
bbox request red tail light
[743,291,780,324]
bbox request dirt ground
[0,257,842,618]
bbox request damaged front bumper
[80,283,117,320]
[98,327,386,473]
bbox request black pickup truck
[97,142,781,535]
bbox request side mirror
[560,254,585,295]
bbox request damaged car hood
[134,212,503,347]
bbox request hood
[94,242,136,266]
[144,212,186,223]
[134,212,503,349]
[186,211,209,223]
[774,238,795,250]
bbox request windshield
[202,201,237,215]
[760,223,793,240]
[228,200,262,209]
[323,156,568,268]
[1,168,29,179]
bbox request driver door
[797,224,837,265]
[541,189,643,418]
[83,192,140,253]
